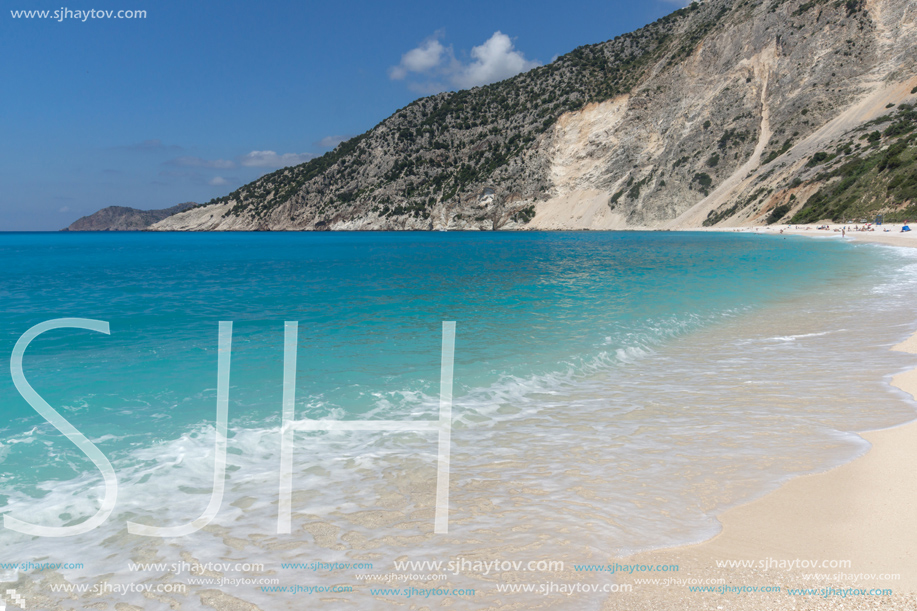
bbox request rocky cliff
[153,0,917,232]
[64,202,197,231]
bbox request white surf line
[277,321,456,534]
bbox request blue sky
[1,0,688,230]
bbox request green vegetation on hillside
[200,0,732,223]
[790,104,917,223]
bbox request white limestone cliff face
[525,0,916,230]
[153,0,917,232]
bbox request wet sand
[606,226,917,609]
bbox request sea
[0,231,915,610]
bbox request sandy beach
[720,221,917,249]
[602,226,917,610]
[3,230,914,611]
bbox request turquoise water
[0,231,870,431]
[1,231,916,609]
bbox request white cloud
[452,32,540,89]
[168,156,235,169]
[239,150,315,168]
[388,31,539,92]
[59,206,70,213]
[389,35,447,80]
[209,176,229,186]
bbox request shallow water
[0,231,915,609]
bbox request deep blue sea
[1,231,916,609]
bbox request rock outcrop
[63,203,197,231]
[153,0,917,232]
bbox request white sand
[710,221,917,248]
[602,225,917,609]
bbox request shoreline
[698,221,917,249]
[603,228,917,609]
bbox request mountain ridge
[62,202,197,231]
[151,0,917,231]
